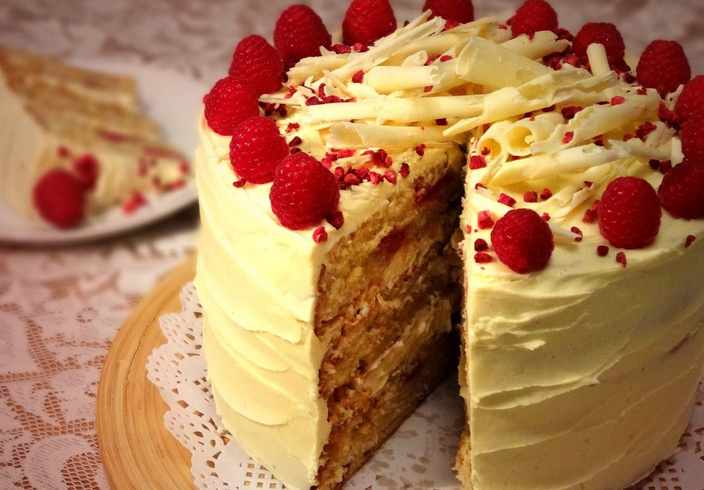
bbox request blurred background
[0,1,702,489]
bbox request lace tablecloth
[1,1,703,489]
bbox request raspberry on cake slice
[0,45,192,227]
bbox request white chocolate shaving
[327,122,456,149]
[501,31,570,60]
[365,66,441,93]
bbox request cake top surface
[202,0,703,278]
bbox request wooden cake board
[97,257,197,490]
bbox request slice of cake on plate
[0,45,191,228]
[194,0,704,489]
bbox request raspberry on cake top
[195,0,704,489]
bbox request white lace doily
[146,283,704,490]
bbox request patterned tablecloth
[0,1,703,489]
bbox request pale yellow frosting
[460,65,704,490]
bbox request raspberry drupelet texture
[510,0,558,39]
[422,0,474,24]
[229,35,284,96]
[681,112,704,159]
[491,208,554,274]
[599,176,662,249]
[274,5,332,66]
[230,116,290,184]
[572,22,625,64]
[675,76,704,123]
[636,40,691,95]
[659,159,704,220]
[204,77,259,136]
[270,152,340,230]
[343,0,397,46]
[33,169,86,229]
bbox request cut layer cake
[194,0,704,489]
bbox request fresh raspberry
[658,158,704,219]
[636,40,691,95]
[681,112,704,159]
[572,23,625,64]
[274,5,332,66]
[229,35,284,96]
[32,169,85,228]
[343,0,397,46]
[230,116,289,184]
[491,208,554,273]
[510,0,558,38]
[599,177,661,249]
[204,77,259,136]
[269,152,340,229]
[422,0,474,24]
[72,154,99,190]
[675,75,704,123]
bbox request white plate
[0,59,207,246]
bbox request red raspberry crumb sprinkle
[335,149,357,158]
[57,146,71,158]
[573,22,625,64]
[571,226,583,242]
[352,70,365,83]
[499,193,516,207]
[122,191,147,214]
[285,86,297,99]
[658,102,681,130]
[542,104,557,113]
[233,179,247,188]
[423,85,433,93]
[498,24,508,30]
[288,136,303,147]
[383,171,398,184]
[400,163,410,178]
[594,135,605,146]
[658,158,704,219]
[636,121,657,141]
[313,226,328,243]
[331,43,352,54]
[415,144,426,157]
[675,75,704,123]
[686,235,696,248]
[541,212,551,221]
[369,171,383,185]
[423,0,475,24]
[204,77,259,136]
[72,154,100,190]
[477,210,494,229]
[269,152,340,230]
[343,0,396,46]
[636,40,691,95]
[286,123,300,133]
[510,0,558,39]
[439,55,453,62]
[343,172,362,186]
[597,245,609,256]
[230,116,289,184]
[33,169,86,228]
[364,148,393,168]
[659,160,672,174]
[583,208,598,223]
[465,225,472,234]
[610,96,626,106]
[491,208,554,273]
[475,183,486,190]
[524,191,538,203]
[649,159,661,171]
[274,5,332,66]
[474,238,488,252]
[681,112,704,159]
[355,166,370,180]
[481,146,491,156]
[327,209,345,229]
[469,155,487,169]
[599,176,661,249]
[584,181,593,188]
[616,251,627,267]
[474,252,492,264]
[540,188,553,200]
[229,35,284,96]
[561,106,583,120]
[562,131,574,144]
[352,42,369,52]
[435,118,448,126]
